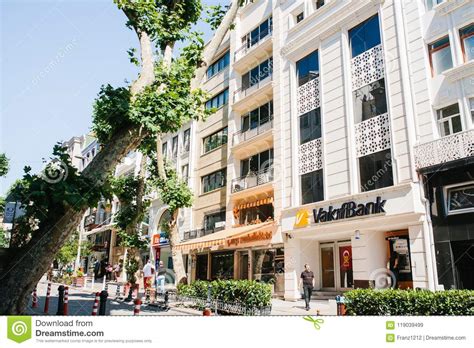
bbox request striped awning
[175,221,275,252]
[236,196,274,210]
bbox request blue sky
[1,0,220,195]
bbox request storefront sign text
[313,196,386,223]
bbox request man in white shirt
[142,259,155,291]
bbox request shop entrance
[320,241,353,291]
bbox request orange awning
[175,221,275,252]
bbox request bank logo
[294,209,310,228]
[7,316,32,343]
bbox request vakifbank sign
[7,316,32,343]
[294,196,387,228]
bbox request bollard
[31,287,39,308]
[102,276,106,290]
[164,291,169,307]
[56,285,65,315]
[98,290,108,315]
[91,292,100,316]
[336,295,346,316]
[203,308,212,316]
[115,284,121,299]
[133,298,142,316]
[44,283,51,313]
[63,286,69,316]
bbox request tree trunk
[0,22,154,314]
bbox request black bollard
[98,290,108,316]
[56,285,65,315]
[164,291,169,307]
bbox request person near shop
[389,251,400,289]
[142,259,155,291]
[105,263,113,281]
[113,263,121,282]
[155,261,166,294]
[300,264,315,311]
[93,259,100,280]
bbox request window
[203,127,228,153]
[296,50,319,86]
[446,183,474,215]
[470,98,474,123]
[301,169,324,205]
[437,103,462,136]
[242,17,272,48]
[359,149,393,192]
[210,252,234,280]
[316,0,325,9]
[241,101,273,132]
[207,51,230,79]
[296,12,304,23]
[202,168,227,193]
[241,149,274,176]
[426,0,445,10]
[162,141,168,158]
[349,15,381,58]
[428,36,453,75]
[460,24,474,62]
[299,108,322,144]
[204,210,226,231]
[353,79,387,123]
[181,164,189,184]
[239,203,274,225]
[242,58,273,90]
[172,135,178,158]
[205,89,229,110]
[183,128,191,152]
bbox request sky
[0,0,221,195]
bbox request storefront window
[428,36,453,76]
[239,203,274,225]
[211,252,234,280]
[252,248,284,285]
[196,254,208,280]
[446,183,474,215]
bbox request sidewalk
[27,278,337,316]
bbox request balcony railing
[231,168,274,193]
[234,27,273,62]
[233,74,272,103]
[414,129,474,169]
[182,225,225,241]
[233,119,273,146]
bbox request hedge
[177,280,272,308]
[344,289,474,315]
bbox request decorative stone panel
[298,138,323,175]
[354,113,391,158]
[351,44,385,91]
[414,129,474,169]
[297,77,320,116]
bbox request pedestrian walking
[155,261,166,295]
[300,264,315,311]
[142,259,155,292]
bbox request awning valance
[175,221,275,252]
[236,197,274,210]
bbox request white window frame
[436,103,462,137]
[443,181,474,216]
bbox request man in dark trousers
[300,264,315,311]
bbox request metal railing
[234,27,273,61]
[233,74,273,103]
[231,168,274,193]
[233,119,273,146]
[182,225,225,241]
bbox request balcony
[414,129,474,170]
[234,29,273,73]
[233,74,273,112]
[231,168,274,195]
[232,120,274,159]
[182,225,225,241]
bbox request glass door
[239,252,249,280]
[337,242,353,290]
[320,243,335,290]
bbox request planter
[73,276,85,287]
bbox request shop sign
[313,196,386,223]
[226,231,272,247]
[152,234,161,246]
